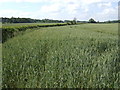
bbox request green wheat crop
[2,23,119,88]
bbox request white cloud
[0,0,44,3]
[118,5,120,19]
[66,3,80,14]
[0,9,31,18]
[40,4,62,13]
[38,1,81,19]
[0,0,119,21]
[94,7,118,21]
[98,2,112,8]
[0,0,119,3]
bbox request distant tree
[2,17,64,23]
[108,20,111,23]
[73,17,77,24]
[89,18,96,23]
[97,21,99,23]
[118,20,120,23]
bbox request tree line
[1,17,120,24]
[88,18,120,23]
[1,17,64,23]
[1,17,78,25]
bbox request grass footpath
[2,23,120,88]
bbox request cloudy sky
[0,0,119,21]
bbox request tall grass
[2,23,67,42]
[2,24,119,88]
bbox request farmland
[2,23,119,88]
[2,23,67,42]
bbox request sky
[0,0,119,21]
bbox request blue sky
[0,0,119,21]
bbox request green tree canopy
[89,18,96,23]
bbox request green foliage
[2,17,64,23]
[66,21,76,25]
[2,24,119,88]
[89,18,96,23]
[65,18,77,25]
[104,20,120,23]
[2,23,67,42]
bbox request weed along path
[2,24,119,88]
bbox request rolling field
[2,23,119,88]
